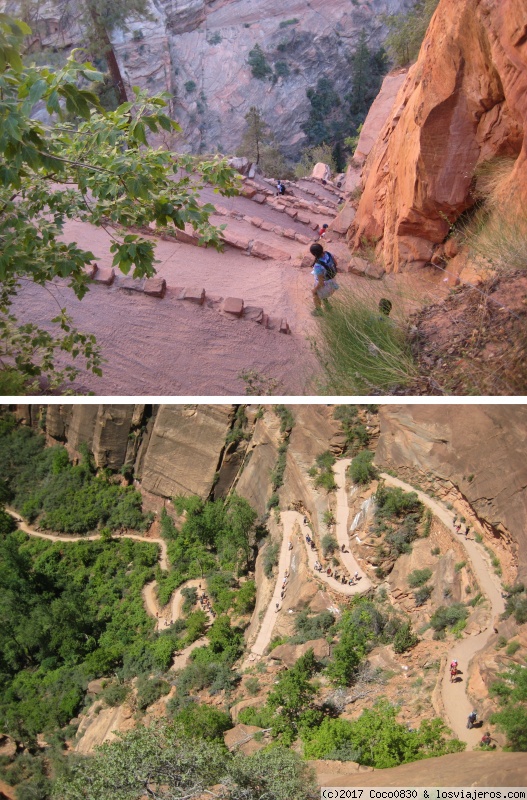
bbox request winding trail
[248,464,373,659]
[379,474,505,746]
[7,508,211,660]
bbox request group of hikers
[302,518,361,587]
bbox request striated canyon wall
[5,0,407,158]
[350,0,527,271]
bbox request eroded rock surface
[351,0,527,271]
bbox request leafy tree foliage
[490,664,527,750]
[266,650,319,742]
[289,610,335,645]
[408,568,433,588]
[0,530,158,744]
[302,699,464,766]
[301,35,387,164]
[0,15,238,390]
[247,44,272,80]
[53,720,316,800]
[171,702,232,742]
[0,419,150,533]
[430,603,468,632]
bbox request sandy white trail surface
[334,459,373,591]
[379,474,505,746]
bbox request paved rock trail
[379,474,505,746]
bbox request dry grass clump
[463,157,527,273]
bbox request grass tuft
[313,289,417,394]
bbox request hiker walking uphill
[310,242,339,316]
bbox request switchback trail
[379,475,505,746]
[7,509,211,664]
[247,466,374,660]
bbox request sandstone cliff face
[137,405,234,498]
[375,405,527,579]
[350,0,527,271]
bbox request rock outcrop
[350,0,527,271]
[375,405,527,579]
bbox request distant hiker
[354,571,359,581]
[276,180,286,196]
[303,516,307,524]
[467,711,477,729]
[310,243,339,315]
[288,540,293,550]
[276,602,279,611]
[318,223,329,239]
[481,732,494,747]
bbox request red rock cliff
[350,0,527,272]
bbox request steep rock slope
[350,0,527,271]
[375,405,527,578]
[16,0,406,157]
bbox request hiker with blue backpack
[310,242,339,316]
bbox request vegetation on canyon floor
[6,408,520,799]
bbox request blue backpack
[316,251,337,280]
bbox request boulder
[244,305,264,323]
[279,319,290,334]
[331,204,356,235]
[270,638,330,667]
[181,287,205,304]
[222,297,244,317]
[227,157,252,175]
[250,240,291,261]
[285,207,298,219]
[240,184,257,199]
[252,193,266,204]
[174,227,200,246]
[444,238,460,258]
[117,276,145,292]
[348,256,370,276]
[295,233,313,245]
[94,267,115,285]
[296,211,312,225]
[144,277,167,298]
[221,230,250,251]
[282,228,297,239]
[364,262,386,280]
[312,162,331,181]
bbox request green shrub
[454,561,466,573]
[263,541,279,578]
[274,405,295,433]
[290,610,335,645]
[274,60,290,78]
[245,676,261,696]
[136,676,171,711]
[408,568,432,588]
[279,18,299,27]
[314,471,337,492]
[414,584,433,606]
[185,80,197,93]
[430,603,468,632]
[321,535,338,558]
[171,702,232,741]
[490,664,527,750]
[101,682,129,707]
[349,450,378,485]
[248,44,272,80]
[181,586,198,613]
[506,641,521,657]
[235,580,256,614]
[382,0,440,66]
[393,622,418,653]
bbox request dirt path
[249,511,295,657]
[379,474,505,746]
[333,459,373,592]
[7,509,211,644]
[248,486,375,661]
